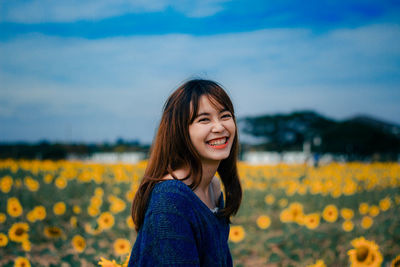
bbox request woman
[128,79,242,266]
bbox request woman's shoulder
[143,180,202,224]
[152,179,192,197]
[149,180,193,210]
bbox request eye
[198,117,209,122]
[221,113,232,119]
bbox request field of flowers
[0,159,399,267]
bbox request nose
[211,120,225,132]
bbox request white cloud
[1,24,400,142]
[0,0,228,23]
[172,0,229,18]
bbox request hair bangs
[188,84,235,124]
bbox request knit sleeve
[130,190,200,267]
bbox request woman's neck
[170,160,219,191]
[197,161,219,191]
[166,161,219,210]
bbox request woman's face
[189,95,236,164]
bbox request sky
[1,0,400,144]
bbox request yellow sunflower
[33,206,46,221]
[84,223,102,235]
[22,240,31,252]
[359,203,369,215]
[306,259,326,267]
[348,237,383,267]
[90,196,103,208]
[126,216,135,229]
[391,254,400,267]
[108,196,126,214]
[72,235,86,253]
[256,215,271,229]
[55,177,67,189]
[0,213,6,223]
[73,205,81,214]
[98,257,119,267]
[97,212,115,230]
[229,225,245,243]
[27,211,36,223]
[14,256,31,267]
[53,202,66,215]
[368,205,380,217]
[340,208,354,220]
[342,220,354,232]
[361,216,373,229]
[278,198,288,208]
[88,205,100,217]
[44,226,64,239]
[114,238,131,255]
[7,197,23,217]
[70,216,78,228]
[126,188,136,201]
[1,175,13,193]
[288,202,304,224]
[8,222,29,243]
[95,187,104,196]
[304,213,320,230]
[0,233,8,247]
[264,194,275,205]
[322,204,338,223]
[298,185,307,195]
[279,209,292,223]
[44,174,53,184]
[379,197,391,211]
[24,176,39,192]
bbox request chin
[201,151,231,162]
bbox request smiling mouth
[206,137,228,149]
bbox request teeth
[208,138,227,146]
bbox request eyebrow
[195,109,230,118]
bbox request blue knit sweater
[128,179,233,267]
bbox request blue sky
[1,0,400,143]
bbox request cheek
[189,126,205,143]
[227,121,236,135]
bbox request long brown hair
[131,79,242,231]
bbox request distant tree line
[0,139,150,160]
[239,111,400,161]
[2,112,400,161]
